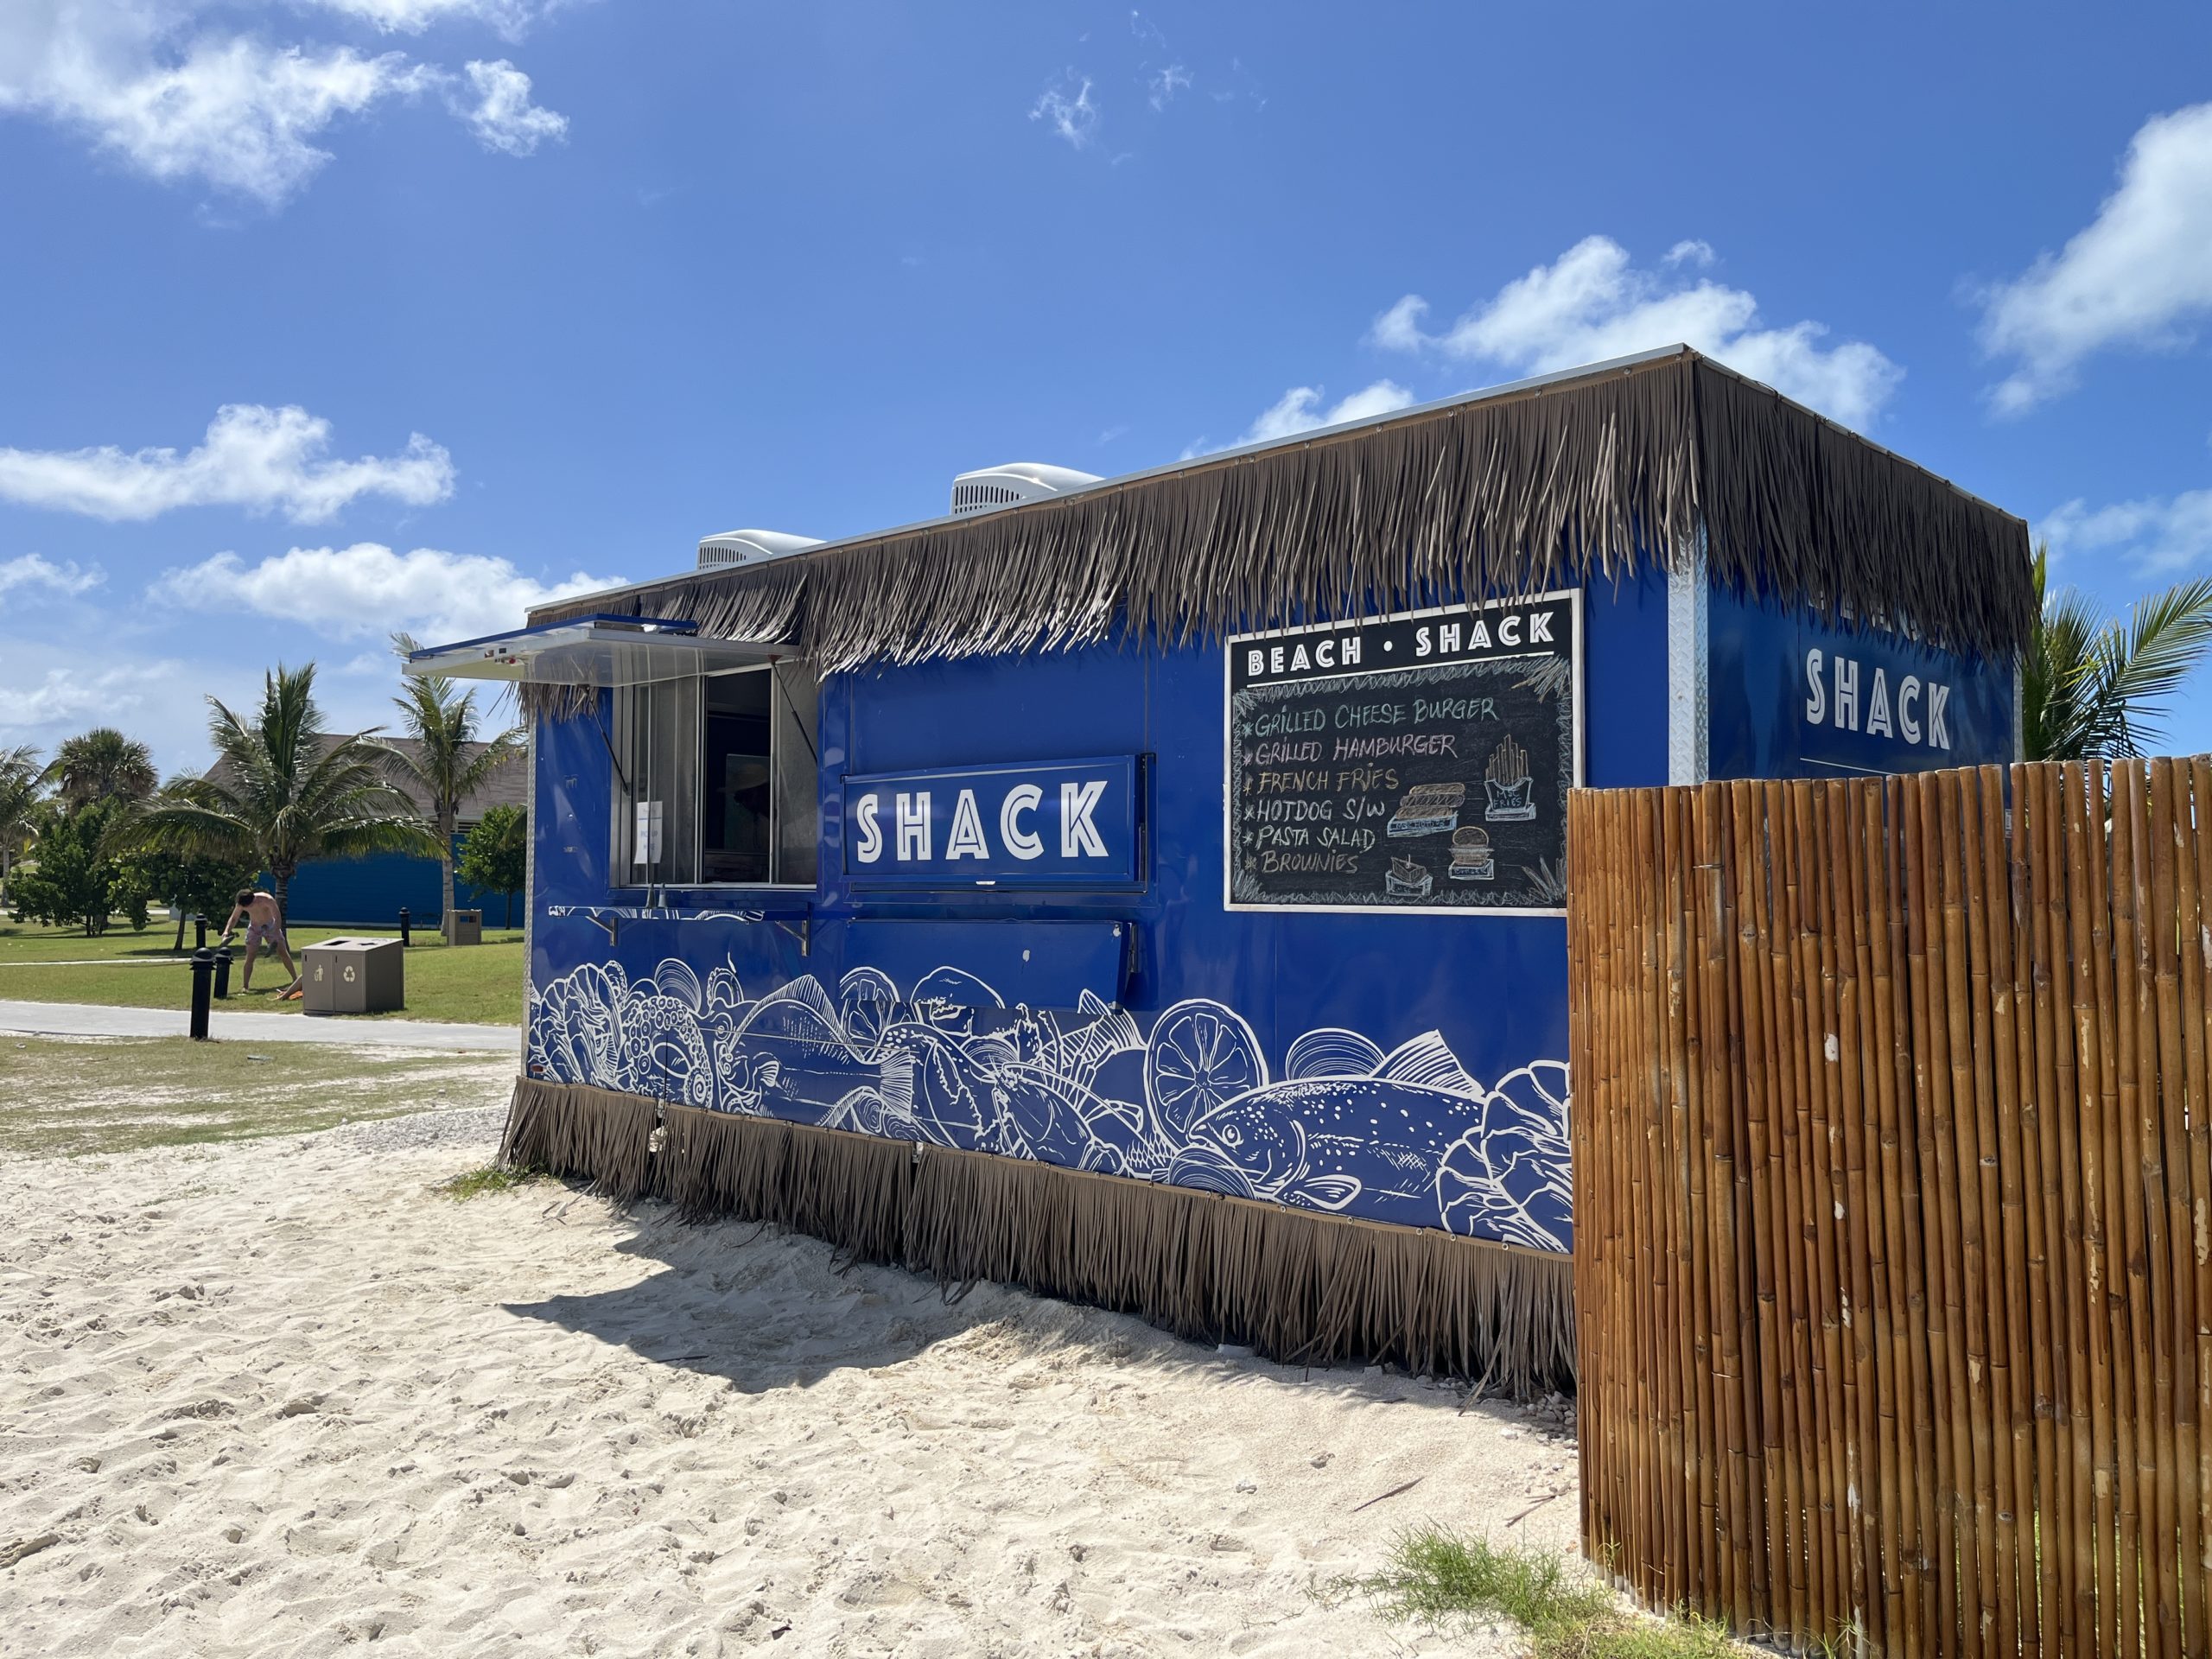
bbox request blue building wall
[1707,582,2015,779]
[276,838,513,928]
[520,563,2009,1255]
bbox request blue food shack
[410,346,2030,1393]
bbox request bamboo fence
[1567,761,2212,1658]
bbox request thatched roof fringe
[518,682,601,721]
[1688,365,2028,646]
[531,352,2032,672]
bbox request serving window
[610,661,819,888]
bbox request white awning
[404,615,785,685]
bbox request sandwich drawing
[1484,734,1535,823]
[1384,855,1433,899]
[1387,781,1465,838]
[1449,826,1495,881]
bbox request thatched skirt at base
[501,1077,1576,1396]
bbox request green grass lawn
[0,1034,517,1160]
[0,918,527,1026]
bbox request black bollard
[398,906,411,948]
[194,913,207,951]
[189,949,214,1039]
[213,944,232,1000]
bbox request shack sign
[842,756,1142,887]
[1225,594,1582,915]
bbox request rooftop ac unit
[696,529,824,569]
[949,462,1101,518]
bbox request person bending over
[219,888,302,998]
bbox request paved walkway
[0,1000,519,1053]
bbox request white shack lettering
[1000,784,1044,859]
[1060,779,1108,858]
[895,792,931,861]
[945,789,989,860]
[855,769,1123,871]
[1802,649,1959,752]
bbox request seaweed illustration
[1514,655,1573,702]
[1521,857,1568,906]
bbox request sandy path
[0,1109,1580,1657]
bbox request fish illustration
[724,976,873,1114]
[1173,1033,1488,1211]
[527,952,1571,1252]
[711,1048,783,1114]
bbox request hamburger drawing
[1449,826,1495,882]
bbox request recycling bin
[302,936,404,1014]
[444,909,483,946]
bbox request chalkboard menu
[1226,594,1580,914]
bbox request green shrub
[1343,1530,1742,1659]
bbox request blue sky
[3,1,2210,773]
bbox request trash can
[301,936,404,1014]
[444,909,483,946]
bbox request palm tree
[133,664,433,919]
[0,744,42,906]
[385,636,525,930]
[41,727,157,810]
[2022,543,2212,762]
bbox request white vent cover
[696,528,824,569]
[949,462,1101,518]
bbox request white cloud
[0,2,568,204]
[3,25,424,204]
[301,0,543,37]
[1031,73,1099,149]
[0,634,283,772]
[2040,489,2212,576]
[454,57,563,154]
[0,405,454,524]
[1369,294,1430,354]
[0,660,185,731]
[1147,62,1191,111]
[1370,235,1903,430]
[1239,380,1417,446]
[151,542,621,643]
[0,553,104,598]
[1663,238,1715,269]
[1980,104,2212,414]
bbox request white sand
[0,1108,1581,1656]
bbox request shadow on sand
[500,1190,1541,1428]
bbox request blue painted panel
[278,841,510,927]
[1707,583,2014,779]
[523,563,1681,1255]
[1584,564,1670,788]
[844,757,1141,887]
[842,918,1128,1007]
